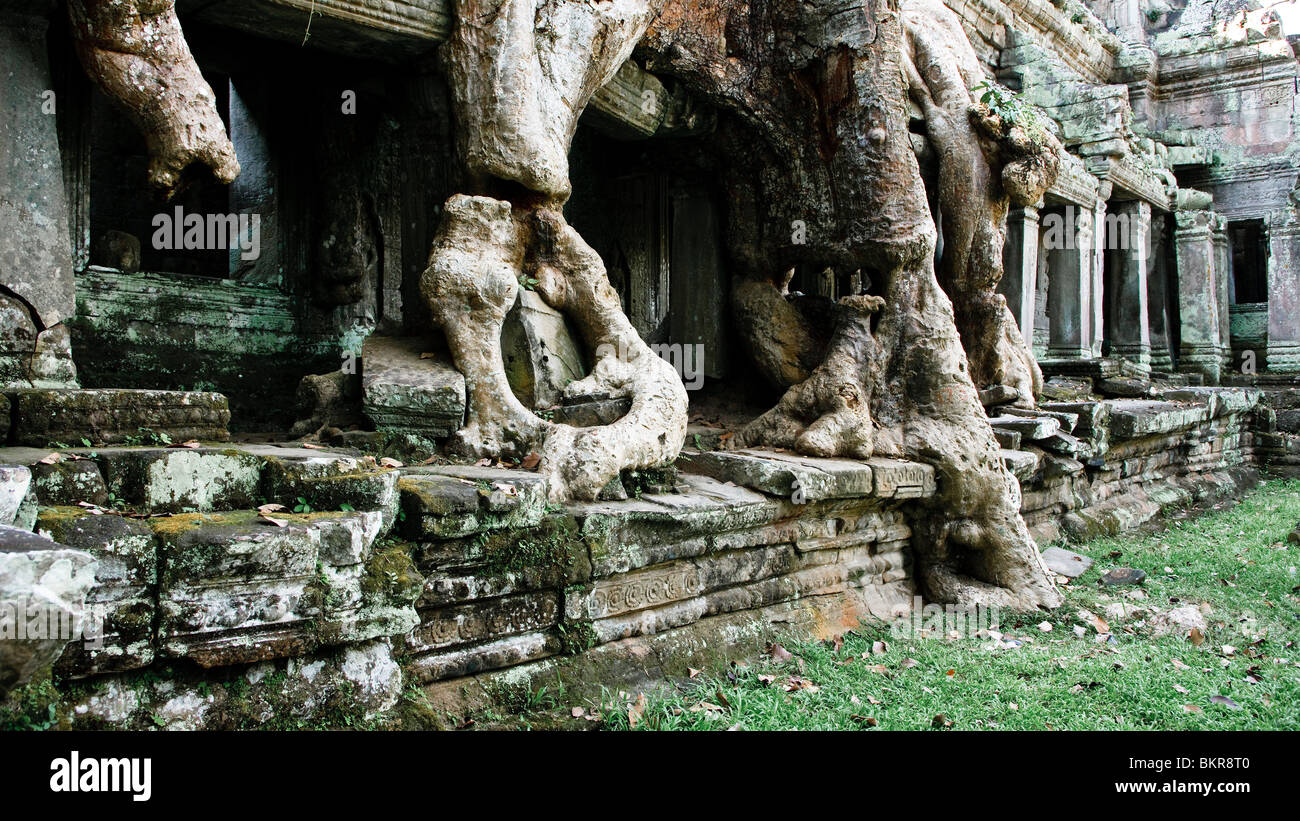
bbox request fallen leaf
[420,352,438,360]
[850,715,879,727]
[931,714,954,729]
[757,674,776,686]
[520,452,542,470]
[1078,610,1110,634]
[257,503,287,514]
[1038,621,1054,632]
[1173,684,1189,694]
[260,515,289,528]
[1182,704,1202,713]
[167,439,201,449]
[301,443,325,450]
[570,707,586,718]
[379,457,404,468]
[1172,658,1191,671]
[688,667,701,679]
[865,664,889,675]
[491,481,519,497]
[37,452,62,465]
[768,643,793,662]
[1209,695,1241,710]
[900,658,920,669]
[1189,627,1205,646]
[474,458,493,467]
[871,640,888,656]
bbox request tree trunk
[644,0,1062,610]
[67,0,239,198]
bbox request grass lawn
[584,478,1300,731]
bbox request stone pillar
[1147,214,1173,372]
[1109,201,1152,371]
[1046,205,1094,358]
[1266,213,1300,372]
[1174,209,1223,383]
[1211,216,1233,370]
[1091,199,1107,358]
[1000,205,1040,343]
[0,5,79,389]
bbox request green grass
[591,478,1300,731]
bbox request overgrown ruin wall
[3,384,1289,727]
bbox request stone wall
[1011,388,1262,545]
[70,269,346,430]
[7,385,1290,727]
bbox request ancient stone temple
[1,0,1298,727]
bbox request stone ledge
[677,448,934,502]
[7,389,230,447]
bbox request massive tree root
[736,294,889,459]
[67,0,239,198]
[645,0,1061,610]
[902,0,1060,406]
[421,196,686,501]
[423,0,687,502]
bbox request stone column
[1267,213,1300,372]
[0,6,79,389]
[1211,216,1233,370]
[1000,205,1040,343]
[1147,214,1173,372]
[1091,199,1107,358]
[1046,205,1094,358]
[1109,201,1152,371]
[1174,209,1223,383]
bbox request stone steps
[0,443,399,520]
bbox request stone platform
[0,440,927,727]
[0,385,1286,727]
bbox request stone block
[988,415,1061,440]
[257,446,401,529]
[679,448,872,501]
[29,458,109,507]
[399,466,549,539]
[150,509,411,667]
[0,524,97,697]
[34,509,156,676]
[10,389,230,447]
[405,591,560,654]
[406,631,557,683]
[1001,449,1041,480]
[502,290,586,408]
[0,464,30,526]
[361,336,466,440]
[1040,546,1093,578]
[865,458,936,498]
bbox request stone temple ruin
[2,0,1299,728]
